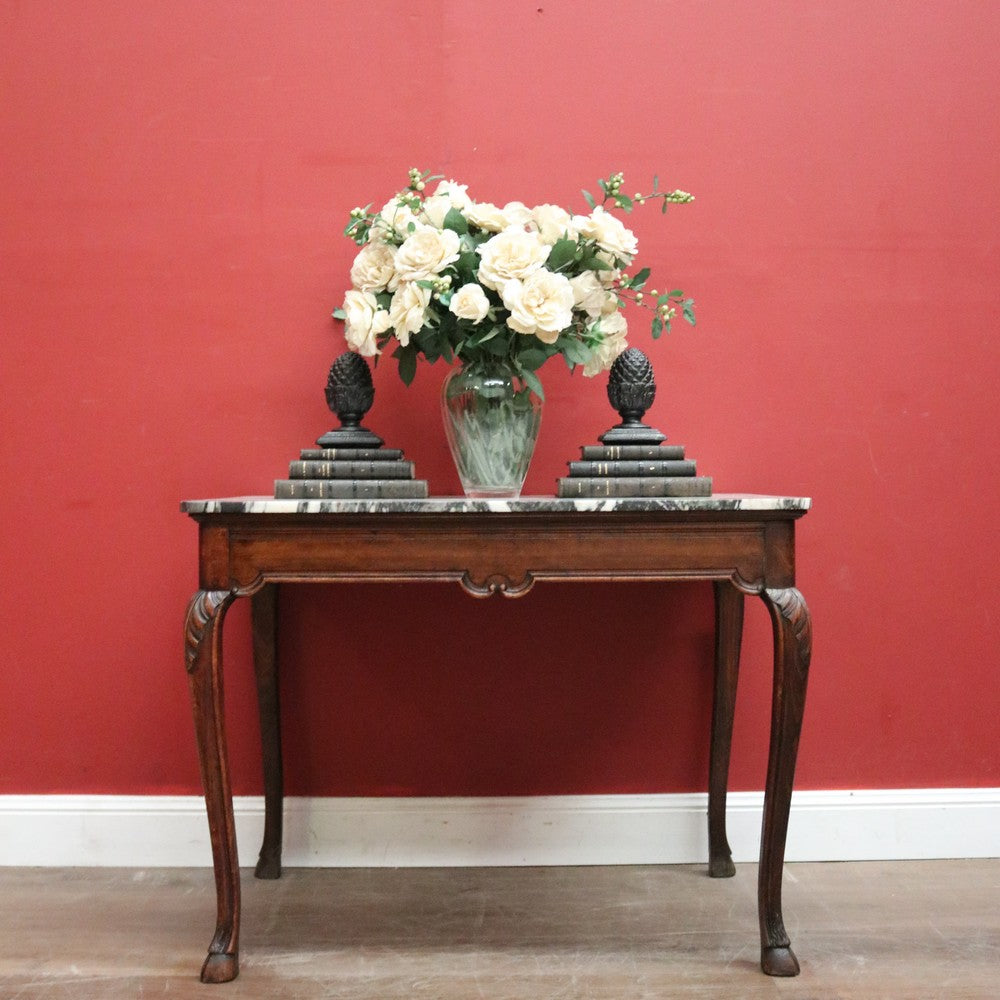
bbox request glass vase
[440,360,542,499]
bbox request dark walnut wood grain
[183,504,811,982]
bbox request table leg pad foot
[255,856,282,880]
[201,952,239,983]
[761,945,799,977]
[708,855,736,878]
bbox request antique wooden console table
[181,495,812,982]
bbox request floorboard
[1,861,997,998]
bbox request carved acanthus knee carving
[764,587,812,672]
[184,589,234,673]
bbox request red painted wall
[2,2,998,798]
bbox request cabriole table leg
[757,586,812,976]
[708,580,744,878]
[184,588,241,983]
[251,583,283,879]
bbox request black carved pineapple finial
[316,352,384,448]
[326,352,374,427]
[607,348,656,424]
[599,347,667,445]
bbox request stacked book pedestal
[556,444,712,498]
[274,447,429,499]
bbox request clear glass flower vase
[440,360,542,499]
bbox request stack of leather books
[557,442,711,497]
[275,446,428,499]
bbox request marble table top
[181,494,811,515]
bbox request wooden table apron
[181,503,812,983]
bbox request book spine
[288,461,415,479]
[275,479,429,499]
[581,445,686,460]
[299,448,404,461]
[556,477,712,498]
[567,460,697,477]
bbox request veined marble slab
[181,494,811,515]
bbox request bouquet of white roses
[334,169,694,399]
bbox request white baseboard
[1,789,996,868]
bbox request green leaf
[331,307,346,321]
[456,250,479,282]
[462,230,491,250]
[582,189,596,209]
[632,267,651,288]
[521,366,545,401]
[669,289,683,298]
[683,303,696,326]
[651,316,664,339]
[653,174,659,193]
[471,325,499,345]
[560,337,592,364]
[615,194,633,213]
[426,326,451,358]
[394,344,418,385]
[582,254,612,271]
[547,238,578,272]
[517,348,548,371]
[661,198,669,214]
[442,207,469,235]
[484,336,509,357]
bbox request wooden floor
[1,861,997,998]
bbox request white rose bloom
[600,287,621,313]
[501,270,575,344]
[573,206,639,263]
[501,201,532,228]
[582,316,628,377]
[350,241,396,292]
[477,228,551,292]
[599,309,628,338]
[343,289,391,357]
[449,283,490,323]
[465,201,508,233]
[598,266,622,289]
[388,282,431,346]
[569,271,610,317]
[419,194,454,229]
[377,196,420,239]
[432,179,472,210]
[531,203,576,245]
[392,227,461,285]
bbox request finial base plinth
[316,426,384,448]
[599,422,667,445]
